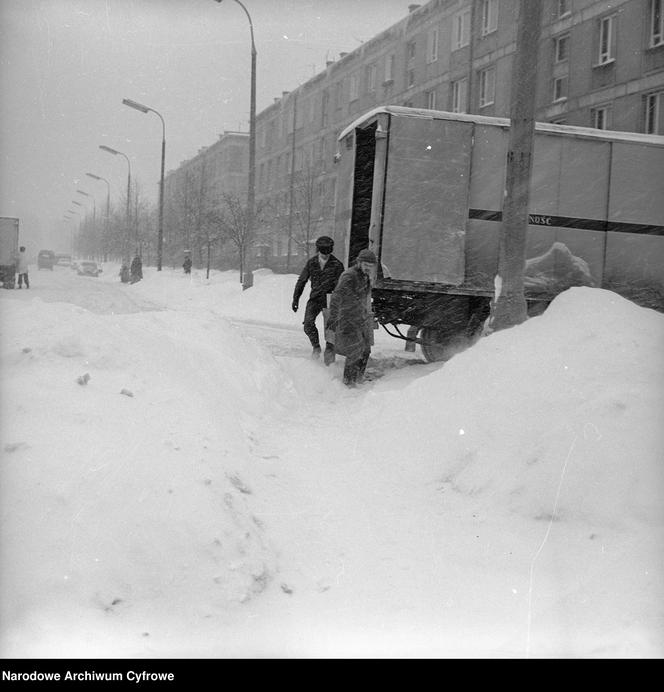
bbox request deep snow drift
[0,264,662,658]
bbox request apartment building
[162,0,663,272]
[162,130,248,267]
[252,0,664,272]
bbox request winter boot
[312,346,321,359]
[323,343,335,366]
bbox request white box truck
[0,217,19,289]
[333,106,664,361]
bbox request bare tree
[218,192,260,283]
[163,160,226,272]
[196,206,225,279]
[291,159,327,257]
[131,179,157,261]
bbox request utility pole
[489,0,542,332]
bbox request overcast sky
[0,0,411,250]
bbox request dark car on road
[37,250,56,270]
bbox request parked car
[37,250,56,270]
[77,260,101,277]
[55,253,72,266]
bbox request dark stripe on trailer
[468,209,664,236]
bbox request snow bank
[363,288,664,526]
[0,295,295,655]
[1,269,662,658]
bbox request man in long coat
[130,254,143,284]
[328,248,377,386]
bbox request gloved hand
[291,299,299,312]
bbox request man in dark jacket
[328,248,377,386]
[292,235,344,362]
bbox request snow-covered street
[1,263,663,658]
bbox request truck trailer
[333,106,664,362]
[0,217,19,289]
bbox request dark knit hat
[315,236,334,251]
[357,249,377,264]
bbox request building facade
[163,0,664,273]
[252,0,664,272]
[162,130,248,268]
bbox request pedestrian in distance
[130,254,143,284]
[328,248,378,387]
[292,235,344,364]
[183,253,192,274]
[16,246,29,289]
[119,263,130,283]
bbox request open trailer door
[380,112,472,286]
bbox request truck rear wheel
[419,327,470,363]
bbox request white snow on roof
[338,105,664,146]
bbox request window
[646,91,664,134]
[349,73,359,101]
[366,63,377,93]
[553,75,568,101]
[453,9,471,49]
[427,27,439,63]
[651,0,664,47]
[407,41,416,61]
[591,105,612,130]
[407,68,416,88]
[426,90,437,110]
[481,0,498,37]
[321,90,329,127]
[452,78,468,113]
[555,34,569,62]
[321,137,328,168]
[479,67,495,107]
[598,15,616,65]
[384,54,395,82]
[558,0,571,18]
[334,81,343,110]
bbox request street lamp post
[99,145,132,260]
[71,200,84,242]
[66,209,80,256]
[76,190,97,260]
[122,98,166,271]
[76,190,96,224]
[214,0,256,281]
[86,173,111,261]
